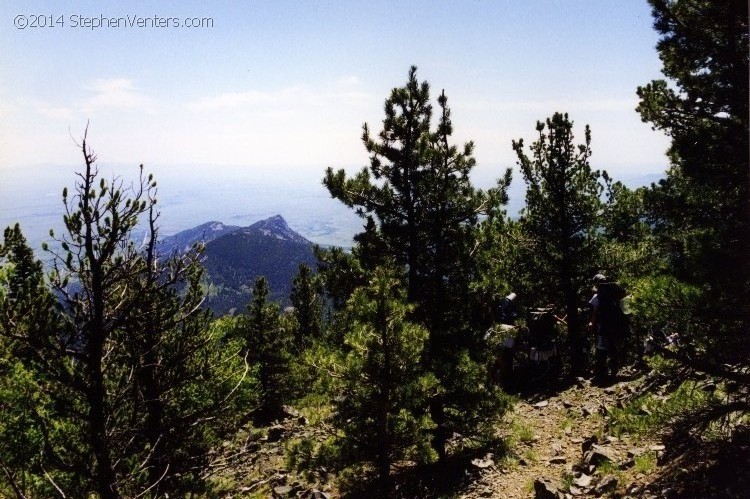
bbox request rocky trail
[462,372,664,498]
[214,367,747,498]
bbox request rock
[604,386,617,394]
[627,447,647,458]
[267,424,286,442]
[649,444,665,452]
[573,473,593,487]
[583,444,617,466]
[471,453,495,469]
[534,400,550,408]
[533,478,561,499]
[581,435,598,453]
[701,381,717,392]
[273,485,294,497]
[551,442,564,456]
[569,485,582,496]
[282,405,301,419]
[594,474,618,495]
[619,457,635,469]
[565,427,572,436]
[299,490,330,499]
[562,400,574,409]
[548,456,567,464]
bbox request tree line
[1,0,747,496]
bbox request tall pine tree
[324,66,510,458]
[637,0,749,366]
[512,113,605,375]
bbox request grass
[559,415,573,434]
[509,419,535,445]
[646,353,679,375]
[560,471,574,491]
[596,459,626,486]
[523,478,535,494]
[497,454,520,470]
[587,412,605,440]
[608,379,716,437]
[522,448,539,464]
[634,451,657,474]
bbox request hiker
[589,274,628,383]
[487,292,519,387]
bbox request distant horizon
[0,159,664,257]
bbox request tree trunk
[88,336,119,499]
[82,147,119,499]
[142,343,165,493]
[431,400,448,462]
[376,291,391,494]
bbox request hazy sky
[1,0,670,185]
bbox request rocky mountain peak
[246,215,309,244]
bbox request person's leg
[609,340,619,379]
[594,346,607,383]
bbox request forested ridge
[1,1,747,497]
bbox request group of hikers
[490,273,630,388]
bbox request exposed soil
[212,368,749,498]
[461,373,661,498]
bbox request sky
[0,0,671,188]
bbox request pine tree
[0,226,82,496]
[333,267,436,492]
[512,112,605,374]
[244,276,292,423]
[324,66,432,301]
[0,133,250,497]
[323,66,510,458]
[637,0,749,365]
[290,263,323,349]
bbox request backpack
[596,282,629,340]
[527,308,556,348]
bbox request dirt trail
[461,374,662,498]
[212,367,750,498]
